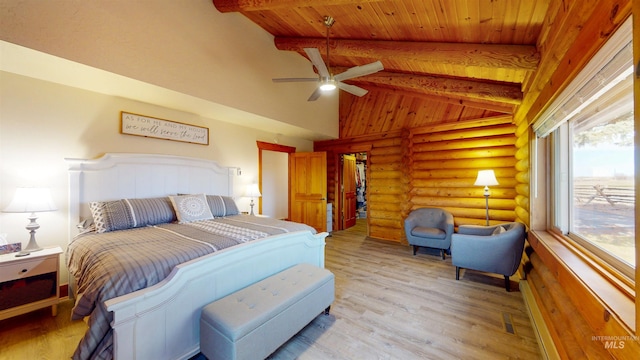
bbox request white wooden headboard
[66,153,234,241]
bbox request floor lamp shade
[474,170,498,225]
[3,187,57,254]
[474,170,499,190]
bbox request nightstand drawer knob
[20,269,28,273]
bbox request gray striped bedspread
[66,215,315,360]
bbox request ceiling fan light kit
[319,79,336,91]
[272,15,383,101]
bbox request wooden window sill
[528,230,635,332]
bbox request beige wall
[0,71,313,282]
[0,1,340,284]
[0,0,339,138]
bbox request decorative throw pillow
[492,225,507,235]
[170,194,214,223]
[89,200,135,233]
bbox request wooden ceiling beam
[212,0,382,13]
[275,37,539,71]
[363,87,515,114]
[336,69,523,106]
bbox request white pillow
[492,225,507,235]
[169,194,214,223]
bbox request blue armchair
[404,208,454,259]
[451,222,526,291]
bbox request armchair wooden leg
[455,266,460,280]
[504,275,510,292]
[441,249,446,260]
[412,245,417,255]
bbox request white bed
[66,153,328,360]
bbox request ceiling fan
[272,16,384,101]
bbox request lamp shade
[3,187,57,213]
[474,170,499,187]
[245,183,262,198]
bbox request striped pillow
[125,197,177,227]
[89,197,177,233]
[206,195,240,216]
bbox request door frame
[331,145,371,231]
[257,141,296,216]
[340,154,357,229]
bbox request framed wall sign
[120,111,209,145]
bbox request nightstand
[0,246,62,320]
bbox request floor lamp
[474,170,499,226]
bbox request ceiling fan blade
[303,48,330,78]
[336,82,368,97]
[272,77,319,83]
[307,87,323,101]
[334,60,384,82]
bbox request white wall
[0,71,313,282]
[262,151,290,219]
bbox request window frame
[537,16,636,284]
[549,122,635,282]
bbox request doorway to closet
[340,152,367,230]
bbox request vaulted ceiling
[2,1,622,141]
[212,0,551,123]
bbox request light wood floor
[0,299,86,359]
[270,219,541,359]
[0,219,541,359]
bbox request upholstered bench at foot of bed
[200,263,335,360]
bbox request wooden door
[289,152,327,233]
[342,154,357,229]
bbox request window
[535,17,635,279]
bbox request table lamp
[3,187,57,256]
[245,183,262,216]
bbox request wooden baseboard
[520,280,560,360]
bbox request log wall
[524,232,640,359]
[525,248,611,359]
[315,132,405,242]
[405,115,519,228]
[514,117,530,227]
[315,114,523,243]
[515,3,638,359]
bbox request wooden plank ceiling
[213,0,551,136]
